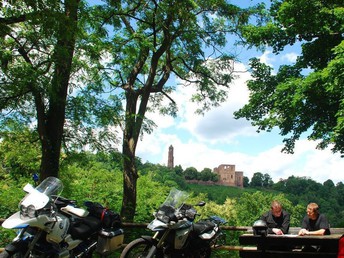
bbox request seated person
[298,202,331,252]
[260,200,290,235]
[298,202,331,236]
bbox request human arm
[298,214,330,236]
[298,216,309,236]
[299,228,326,236]
[260,212,274,234]
[270,211,290,235]
[279,211,290,234]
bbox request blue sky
[133,17,344,184]
[86,0,344,184]
[136,47,344,184]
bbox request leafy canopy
[235,0,344,155]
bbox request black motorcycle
[120,188,227,258]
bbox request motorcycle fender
[2,212,52,230]
[2,212,30,229]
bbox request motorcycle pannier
[96,228,124,254]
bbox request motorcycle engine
[46,214,70,244]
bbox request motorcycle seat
[61,205,90,217]
[193,221,216,235]
[69,216,102,240]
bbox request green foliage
[184,167,199,180]
[187,183,255,204]
[236,0,344,155]
[59,153,123,212]
[139,163,188,190]
[0,123,41,178]
[0,173,31,218]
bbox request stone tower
[168,145,174,168]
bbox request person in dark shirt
[260,200,290,235]
[298,202,331,236]
[298,202,331,252]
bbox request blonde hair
[271,200,282,209]
[307,202,319,214]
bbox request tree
[262,173,274,188]
[199,168,213,181]
[184,167,199,180]
[250,172,264,187]
[243,176,250,187]
[234,0,344,155]
[0,0,81,180]
[89,0,264,221]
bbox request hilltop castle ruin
[167,145,244,188]
[213,164,243,187]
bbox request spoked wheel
[120,238,162,258]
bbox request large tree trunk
[121,137,138,222]
[120,91,140,222]
[37,0,79,180]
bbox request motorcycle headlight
[20,204,37,218]
[156,210,170,223]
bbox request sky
[85,0,344,185]
[134,46,344,185]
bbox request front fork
[10,228,43,258]
[24,230,43,258]
[145,230,170,258]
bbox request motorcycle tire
[196,247,212,258]
[120,238,163,258]
[0,250,24,258]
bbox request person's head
[270,200,282,217]
[306,202,319,220]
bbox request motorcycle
[0,176,124,258]
[120,188,227,258]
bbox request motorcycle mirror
[196,201,206,207]
[23,183,35,193]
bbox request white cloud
[172,62,256,144]
[281,52,298,63]
[136,61,344,185]
[259,50,275,67]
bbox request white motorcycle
[120,188,227,258]
[0,177,124,258]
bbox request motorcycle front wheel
[0,250,24,258]
[120,238,163,258]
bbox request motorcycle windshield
[36,177,63,197]
[162,188,189,209]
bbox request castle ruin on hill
[167,145,244,188]
[213,164,243,188]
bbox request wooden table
[239,233,342,258]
